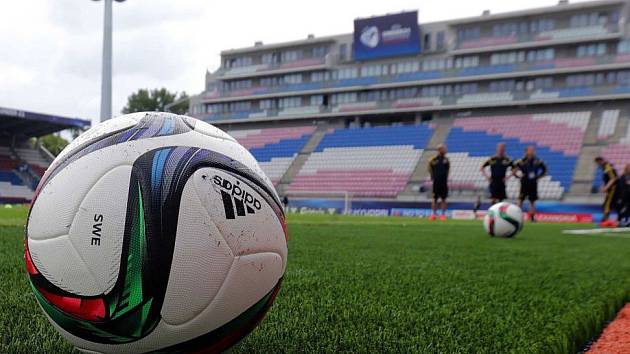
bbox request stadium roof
[0,106,90,139]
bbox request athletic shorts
[489,180,506,201]
[432,180,448,200]
[603,186,619,219]
[519,182,538,202]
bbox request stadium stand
[443,112,591,199]
[601,115,630,172]
[287,124,434,197]
[0,106,89,203]
[228,126,316,184]
[14,147,50,177]
[0,146,34,201]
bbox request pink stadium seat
[287,124,435,198]
[228,126,317,185]
[602,144,630,170]
[445,112,591,200]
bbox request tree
[39,134,69,156]
[122,88,189,115]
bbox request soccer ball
[483,202,524,238]
[25,112,288,353]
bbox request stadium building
[0,107,89,204]
[190,0,630,218]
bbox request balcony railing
[197,84,630,122]
[218,57,327,78]
[455,24,618,50]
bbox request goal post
[283,191,352,215]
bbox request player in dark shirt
[428,144,450,221]
[594,157,619,227]
[480,143,513,204]
[618,164,630,227]
[513,146,547,222]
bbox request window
[312,46,328,58]
[453,83,478,95]
[225,56,252,68]
[436,31,445,50]
[491,51,527,65]
[339,44,348,61]
[577,43,607,58]
[523,48,554,62]
[454,56,479,69]
[423,33,431,51]
[331,92,357,105]
[283,74,303,84]
[222,79,252,92]
[260,76,280,87]
[311,71,330,82]
[210,101,252,113]
[422,58,452,71]
[600,71,630,86]
[390,87,417,99]
[360,64,388,77]
[420,83,477,96]
[334,67,358,80]
[310,95,324,106]
[259,99,276,110]
[492,19,555,37]
[571,11,611,28]
[278,97,302,109]
[393,61,420,74]
[619,40,630,54]
[493,77,553,92]
[567,73,608,87]
[457,27,480,42]
[489,80,515,92]
[281,50,302,63]
[261,53,273,65]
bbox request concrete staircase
[275,125,328,195]
[612,113,629,142]
[568,145,601,196]
[582,111,601,145]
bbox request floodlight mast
[93,0,126,122]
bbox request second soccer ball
[483,202,524,238]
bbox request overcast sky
[0,0,586,124]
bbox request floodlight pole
[94,0,125,122]
[100,0,113,122]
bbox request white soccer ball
[483,202,524,238]
[25,112,288,353]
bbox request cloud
[0,0,585,125]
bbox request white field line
[563,227,630,238]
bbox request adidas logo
[213,175,262,220]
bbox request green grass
[2,210,630,353]
[0,204,29,227]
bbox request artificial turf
[2,208,630,353]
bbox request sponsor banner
[525,212,593,224]
[353,11,421,61]
[288,198,604,224]
[451,210,477,220]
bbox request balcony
[218,57,327,79]
[454,24,619,52]
[201,53,630,102]
[197,83,630,123]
